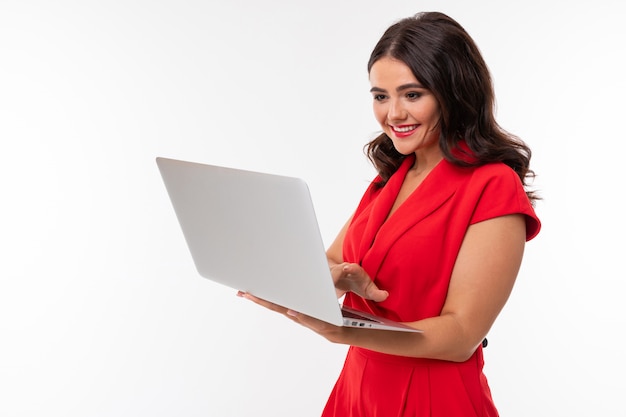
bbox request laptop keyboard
[342,309,382,323]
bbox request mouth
[390,124,419,135]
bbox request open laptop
[156,157,420,333]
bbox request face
[369,57,441,156]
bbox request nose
[387,98,407,122]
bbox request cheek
[373,105,387,125]
[426,102,441,124]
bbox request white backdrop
[1,1,625,416]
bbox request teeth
[393,125,417,133]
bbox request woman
[243,11,540,416]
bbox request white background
[1,0,625,416]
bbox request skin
[241,57,527,363]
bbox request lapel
[357,155,468,277]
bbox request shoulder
[434,160,521,194]
[452,162,525,198]
[470,162,520,182]
[457,162,541,241]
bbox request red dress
[322,155,541,417]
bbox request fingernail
[287,310,299,317]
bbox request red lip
[390,124,418,139]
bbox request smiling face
[369,57,441,157]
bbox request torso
[387,156,443,219]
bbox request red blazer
[322,155,541,417]
[343,155,541,322]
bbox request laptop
[156,157,421,333]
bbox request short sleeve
[469,164,541,241]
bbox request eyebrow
[370,83,426,93]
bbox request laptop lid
[156,157,421,333]
[156,157,345,325]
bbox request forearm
[334,314,483,362]
[337,216,525,362]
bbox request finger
[287,310,333,334]
[330,263,352,283]
[364,282,389,302]
[238,291,289,315]
[341,265,389,302]
[341,263,361,275]
[334,263,364,291]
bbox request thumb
[364,282,389,302]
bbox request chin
[390,142,417,156]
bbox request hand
[237,290,293,318]
[237,291,346,342]
[330,263,389,302]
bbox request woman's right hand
[329,262,389,302]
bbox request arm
[326,214,349,267]
[326,214,389,302]
[286,213,527,362]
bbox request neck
[411,146,444,176]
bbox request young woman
[243,11,540,416]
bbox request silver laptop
[156,157,420,333]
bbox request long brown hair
[366,12,538,202]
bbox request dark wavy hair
[366,12,538,202]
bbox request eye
[373,94,387,102]
[406,91,423,100]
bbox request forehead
[369,57,420,86]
